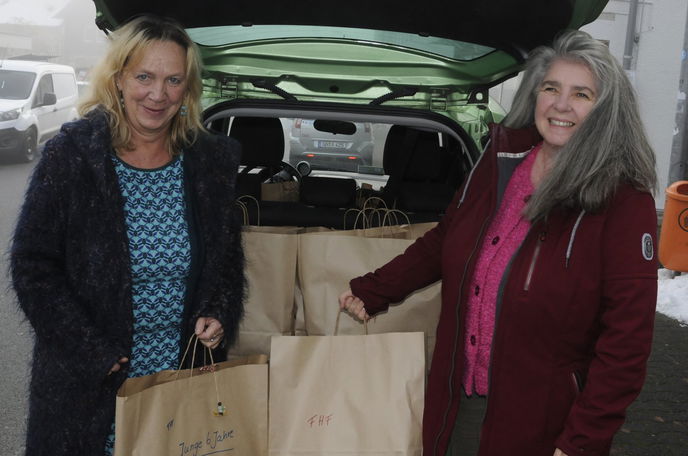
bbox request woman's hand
[339,289,370,321]
[195,317,224,349]
[553,449,569,456]
[108,356,129,375]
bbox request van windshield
[0,70,36,100]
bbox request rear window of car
[187,25,495,61]
[287,117,388,182]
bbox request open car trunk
[92,0,609,228]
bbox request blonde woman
[11,15,245,455]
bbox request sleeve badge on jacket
[642,233,654,261]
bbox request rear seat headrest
[300,176,356,208]
[382,126,443,178]
[229,117,285,168]
[404,142,446,181]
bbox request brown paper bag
[297,223,441,366]
[238,225,333,345]
[269,329,425,455]
[230,226,301,358]
[261,180,299,202]
[114,355,268,456]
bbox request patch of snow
[657,268,688,326]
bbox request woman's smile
[534,59,597,155]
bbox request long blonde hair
[79,14,205,154]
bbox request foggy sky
[0,0,70,25]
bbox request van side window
[53,73,77,100]
[33,74,55,108]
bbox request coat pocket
[523,231,547,291]
[571,370,586,394]
[543,368,585,440]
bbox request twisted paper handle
[177,335,225,416]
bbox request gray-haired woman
[340,30,657,456]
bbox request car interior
[204,101,479,229]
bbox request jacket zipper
[434,140,532,454]
[523,230,546,291]
[433,136,495,454]
[479,250,518,452]
[432,216,491,456]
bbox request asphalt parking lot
[610,313,688,455]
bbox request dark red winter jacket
[351,124,658,456]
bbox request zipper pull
[524,231,547,291]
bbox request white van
[0,60,79,162]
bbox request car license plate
[317,140,347,148]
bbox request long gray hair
[503,30,656,221]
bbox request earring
[119,94,125,110]
[179,105,188,117]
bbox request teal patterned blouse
[105,153,191,455]
[113,153,191,375]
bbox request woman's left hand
[195,317,224,349]
[553,449,568,456]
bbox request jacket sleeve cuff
[554,434,607,456]
[350,275,391,316]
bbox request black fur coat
[10,110,245,455]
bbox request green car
[92,0,608,228]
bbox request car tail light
[306,153,315,157]
[347,156,357,160]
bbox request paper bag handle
[177,333,213,372]
[345,196,388,230]
[237,194,261,226]
[344,206,411,237]
[335,309,368,335]
[235,200,249,225]
[381,208,411,227]
[176,335,226,416]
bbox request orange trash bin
[659,180,688,272]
